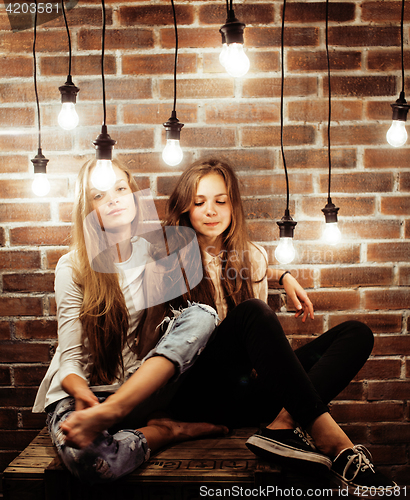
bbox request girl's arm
[267,268,314,322]
[61,374,99,411]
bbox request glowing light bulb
[322,222,342,246]
[58,102,79,131]
[219,43,229,68]
[32,173,50,197]
[275,237,296,265]
[90,159,116,191]
[386,120,407,147]
[162,139,183,167]
[224,43,250,78]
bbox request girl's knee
[343,320,374,351]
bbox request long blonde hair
[70,159,140,385]
[166,157,264,311]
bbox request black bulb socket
[391,92,410,122]
[322,200,340,224]
[277,211,297,238]
[93,125,116,160]
[163,111,184,141]
[220,9,246,45]
[59,75,79,104]
[31,149,49,174]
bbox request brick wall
[0,0,409,487]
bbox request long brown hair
[70,159,141,385]
[166,157,265,311]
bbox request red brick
[122,54,197,75]
[301,197,375,217]
[248,52,280,73]
[366,101,395,120]
[399,267,410,286]
[10,226,71,246]
[368,381,410,401]
[381,195,410,215]
[245,27,319,48]
[277,315,325,336]
[296,243,361,265]
[285,2,355,22]
[0,343,50,363]
[288,51,361,72]
[243,77,317,98]
[205,103,279,124]
[181,127,236,148]
[248,221,276,242]
[367,50,410,71]
[328,313,403,333]
[400,172,410,192]
[159,78,234,99]
[329,26,400,47]
[45,249,69,270]
[0,429,39,450]
[49,297,56,316]
[367,242,410,263]
[0,30,69,53]
[0,155,30,174]
[0,387,38,408]
[340,219,401,239]
[0,203,51,223]
[198,149,274,172]
[361,1,410,22]
[58,203,73,223]
[406,220,410,239]
[326,76,396,97]
[117,152,191,174]
[243,199,291,220]
[13,366,48,387]
[199,4,274,25]
[119,5,194,26]
[365,289,410,310]
[42,6,112,28]
[0,366,11,385]
[240,173,313,197]
[0,297,43,317]
[40,55,116,76]
[161,28,220,49]
[77,78,152,101]
[321,266,393,288]
[292,221,322,241]
[285,149,357,170]
[0,108,34,128]
[288,290,360,312]
[20,410,46,429]
[320,172,393,194]
[0,227,5,247]
[3,273,55,293]
[328,124,391,145]
[331,402,404,422]
[289,100,363,123]
[123,103,197,125]
[80,127,154,151]
[0,322,10,341]
[15,319,57,340]
[242,125,316,147]
[356,358,402,379]
[364,148,410,168]
[0,409,16,429]
[0,251,40,270]
[46,155,88,175]
[373,335,410,356]
[78,28,154,51]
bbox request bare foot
[146,416,229,444]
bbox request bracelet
[279,270,291,286]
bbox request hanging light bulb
[275,212,297,265]
[31,150,50,197]
[162,111,184,167]
[219,31,229,68]
[322,200,341,246]
[220,8,250,78]
[92,125,116,191]
[386,92,410,147]
[58,76,79,131]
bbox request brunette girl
[33,159,227,484]
[60,158,396,492]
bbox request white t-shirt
[33,236,151,413]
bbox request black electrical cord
[101,0,107,126]
[62,0,72,76]
[33,0,41,150]
[171,0,178,113]
[325,0,332,203]
[401,0,405,94]
[280,0,290,213]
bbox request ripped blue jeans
[47,302,219,484]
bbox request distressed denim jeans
[47,302,219,484]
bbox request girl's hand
[282,273,314,322]
[74,388,100,412]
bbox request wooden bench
[3,427,367,500]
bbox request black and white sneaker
[246,427,332,470]
[330,445,397,494]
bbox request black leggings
[170,299,374,429]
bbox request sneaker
[330,445,397,494]
[246,427,332,470]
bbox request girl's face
[89,165,137,233]
[189,173,232,250]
